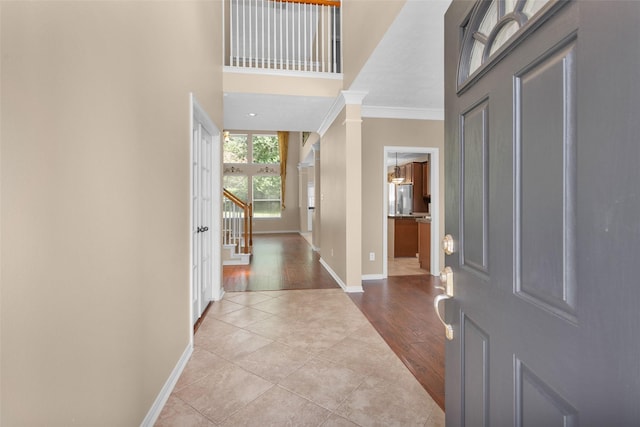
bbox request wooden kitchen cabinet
[411,162,429,213]
[421,161,430,198]
[393,218,418,257]
[404,163,413,184]
[418,220,431,271]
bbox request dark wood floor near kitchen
[223,233,445,410]
[349,276,445,410]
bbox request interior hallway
[156,234,444,426]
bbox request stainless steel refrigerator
[389,183,413,215]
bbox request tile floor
[156,288,444,426]
[387,256,426,276]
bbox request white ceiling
[223,92,336,132]
[387,151,430,167]
[223,0,452,132]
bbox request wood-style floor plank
[223,233,340,291]
[223,233,445,410]
[349,275,446,410]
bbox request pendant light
[391,153,404,184]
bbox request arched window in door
[458,0,565,89]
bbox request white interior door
[199,125,213,312]
[191,95,221,325]
[191,123,205,324]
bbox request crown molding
[341,90,369,105]
[317,90,369,136]
[361,105,444,121]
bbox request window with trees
[223,132,282,218]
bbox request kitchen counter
[415,216,432,223]
[387,214,431,258]
[388,213,431,221]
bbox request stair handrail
[223,188,253,254]
[275,0,340,7]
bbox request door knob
[442,234,455,255]
[433,266,454,340]
[434,294,454,340]
[439,266,454,296]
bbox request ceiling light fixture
[391,153,404,184]
[247,112,257,117]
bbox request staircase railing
[223,189,253,255]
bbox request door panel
[515,359,578,427]
[445,0,640,425]
[192,125,201,324]
[461,99,490,274]
[461,315,489,427]
[192,120,215,324]
[200,126,213,307]
[515,38,577,321]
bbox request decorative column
[343,91,367,292]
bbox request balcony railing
[225,0,341,74]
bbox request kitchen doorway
[383,146,439,278]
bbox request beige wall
[0,2,222,425]
[342,0,406,88]
[361,118,445,276]
[320,110,348,283]
[319,104,363,291]
[224,71,342,98]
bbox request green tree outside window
[253,176,281,218]
[223,134,248,163]
[252,135,280,163]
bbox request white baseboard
[140,343,193,427]
[222,254,251,265]
[362,274,385,281]
[252,230,300,235]
[212,287,225,302]
[319,258,364,293]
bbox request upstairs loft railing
[223,188,253,255]
[226,0,341,73]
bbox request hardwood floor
[223,233,445,410]
[223,233,340,291]
[349,275,445,410]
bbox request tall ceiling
[223,0,452,132]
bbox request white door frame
[189,94,223,336]
[382,146,440,278]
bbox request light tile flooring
[388,256,427,276]
[156,289,444,426]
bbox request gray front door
[443,1,640,425]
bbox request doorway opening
[383,146,440,278]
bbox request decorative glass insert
[458,0,554,86]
